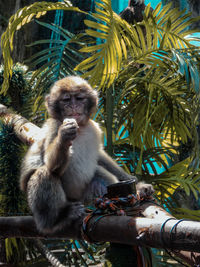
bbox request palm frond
[120,69,195,144]
[171,48,200,92]
[117,50,200,173]
[154,158,200,203]
[75,1,199,89]
[113,143,176,176]
[26,23,87,114]
[174,208,200,221]
[150,2,200,48]
[1,1,84,94]
[26,21,86,88]
[75,0,131,89]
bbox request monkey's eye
[62,95,70,102]
[76,96,84,101]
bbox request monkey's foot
[67,202,86,223]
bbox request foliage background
[0,0,200,266]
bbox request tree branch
[0,104,40,145]
[0,201,198,252]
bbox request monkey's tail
[33,239,66,267]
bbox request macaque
[119,0,146,25]
[20,76,154,233]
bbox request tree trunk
[0,0,38,63]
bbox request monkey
[20,76,154,234]
[119,0,147,25]
[119,0,154,41]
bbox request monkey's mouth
[68,114,82,120]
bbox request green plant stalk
[72,240,88,267]
[136,86,154,175]
[106,85,114,156]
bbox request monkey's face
[58,91,90,125]
[46,76,98,126]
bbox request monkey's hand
[58,118,78,145]
[136,182,154,200]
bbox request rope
[160,218,191,267]
[82,193,154,242]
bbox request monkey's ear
[88,90,98,115]
[45,95,50,109]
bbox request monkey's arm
[97,150,154,198]
[97,150,137,182]
[44,137,70,176]
[20,118,76,190]
[43,118,77,176]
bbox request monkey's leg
[27,166,85,233]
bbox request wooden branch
[1,104,200,265]
[0,203,200,265]
[87,202,200,252]
[0,104,40,145]
[0,203,199,252]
